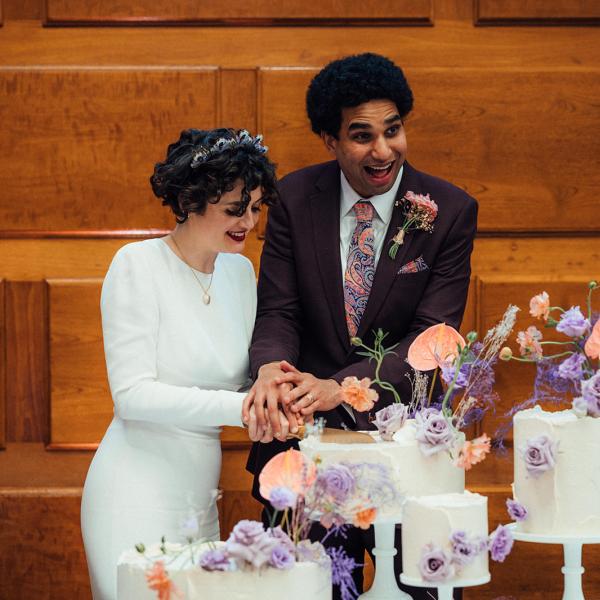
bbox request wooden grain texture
[476,0,600,24]
[2,0,41,20]
[5,281,49,443]
[43,0,432,25]
[0,280,4,448]
[48,279,111,445]
[259,66,600,233]
[0,67,217,231]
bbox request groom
[244,53,476,599]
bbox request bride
[81,128,291,599]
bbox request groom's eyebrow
[348,114,401,131]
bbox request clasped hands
[242,360,343,442]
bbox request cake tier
[299,419,465,519]
[117,542,331,600]
[513,405,600,536]
[401,491,489,584]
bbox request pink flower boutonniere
[389,191,438,259]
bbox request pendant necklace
[169,234,214,305]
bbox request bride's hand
[246,406,289,443]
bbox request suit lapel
[355,161,421,340]
[309,162,350,351]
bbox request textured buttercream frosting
[513,405,600,536]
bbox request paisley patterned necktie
[344,201,375,338]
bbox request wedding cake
[401,491,490,585]
[299,419,465,518]
[117,541,331,600]
[512,405,600,536]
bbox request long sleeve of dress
[101,244,245,428]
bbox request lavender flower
[557,353,587,381]
[556,307,591,338]
[418,544,455,582]
[327,546,361,600]
[441,362,469,388]
[270,486,297,511]
[226,521,279,569]
[268,526,295,552]
[520,434,558,477]
[316,464,356,503]
[449,530,484,567]
[414,408,455,456]
[580,370,600,417]
[228,520,265,546]
[269,545,295,570]
[489,525,514,562]
[199,548,230,571]
[506,499,528,522]
[373,403,409,441]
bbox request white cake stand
[359,516,412,600]
[507,523,600,600]
[399,573,490,600]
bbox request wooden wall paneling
[258,67,600,233]
[0,488,91,600]
[476,276,595,443]
[43,0,433,26]
[5,281,49,443]
[0,67,218,232]
[475,0,600,25]
[0,280,4,448]
[47,278,110,447]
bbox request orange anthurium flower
[407,323,466,371]
[259,449,317,501]
[585,319,600,360]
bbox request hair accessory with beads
[190,130,268,168]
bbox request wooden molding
[474,0,600,25]
[0,280,4,449]
[0,229,169,239]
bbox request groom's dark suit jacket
[247,160,477,503]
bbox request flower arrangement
[388,191,438,259]
[417,524,513,582]
[342,304,520,471]
[134,450,395,600]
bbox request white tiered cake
[401,491,490,585]
[513,405,600,536]
[117,542,331,600]
[299,419,465,518]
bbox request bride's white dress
[81,238,256,600]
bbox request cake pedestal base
[508,523,600,600]
[359,519,411,600]
[399,573,490,600]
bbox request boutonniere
[389,191,438,259]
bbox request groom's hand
[276,361,343,416]
[242,362,300,438]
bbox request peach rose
[529,291,550,321]
[517,326,543,359]
[455,434,491,470]
[353,507,378,530]
[585,319,600,360]
[340,376,379,412]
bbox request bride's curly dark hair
[150,128,279,223]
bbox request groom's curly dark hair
[306,53,414,139]
[150,128,278,223]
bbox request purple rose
[373,403,409,441]
[270,486,297,511]
[488,525,514,562]
[557,353,587,381]
[228,520,265,546]
[520,434,558,478]
[316,464,356,503]
[556,307,591,338]
[418,544,455,582]
[268,526,295,552]
[295,540,330,567]
[414,408,455,456]
[449,530,484,567]
[580,370,600,417]
[269,545,295,570]
[506,499,528,522]
[199,548,230,571]
[226,531,279,569]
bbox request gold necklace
[169,234,214,305]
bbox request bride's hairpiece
[190,130,268,168]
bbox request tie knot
[353,201,373,223]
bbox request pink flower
[455,434,491,470]
[405,191,439,222]
[353,507,377,530]
[516,326,543,359]
[529,291,550,321]
[585,319,600,360]
[340,376,379,412]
